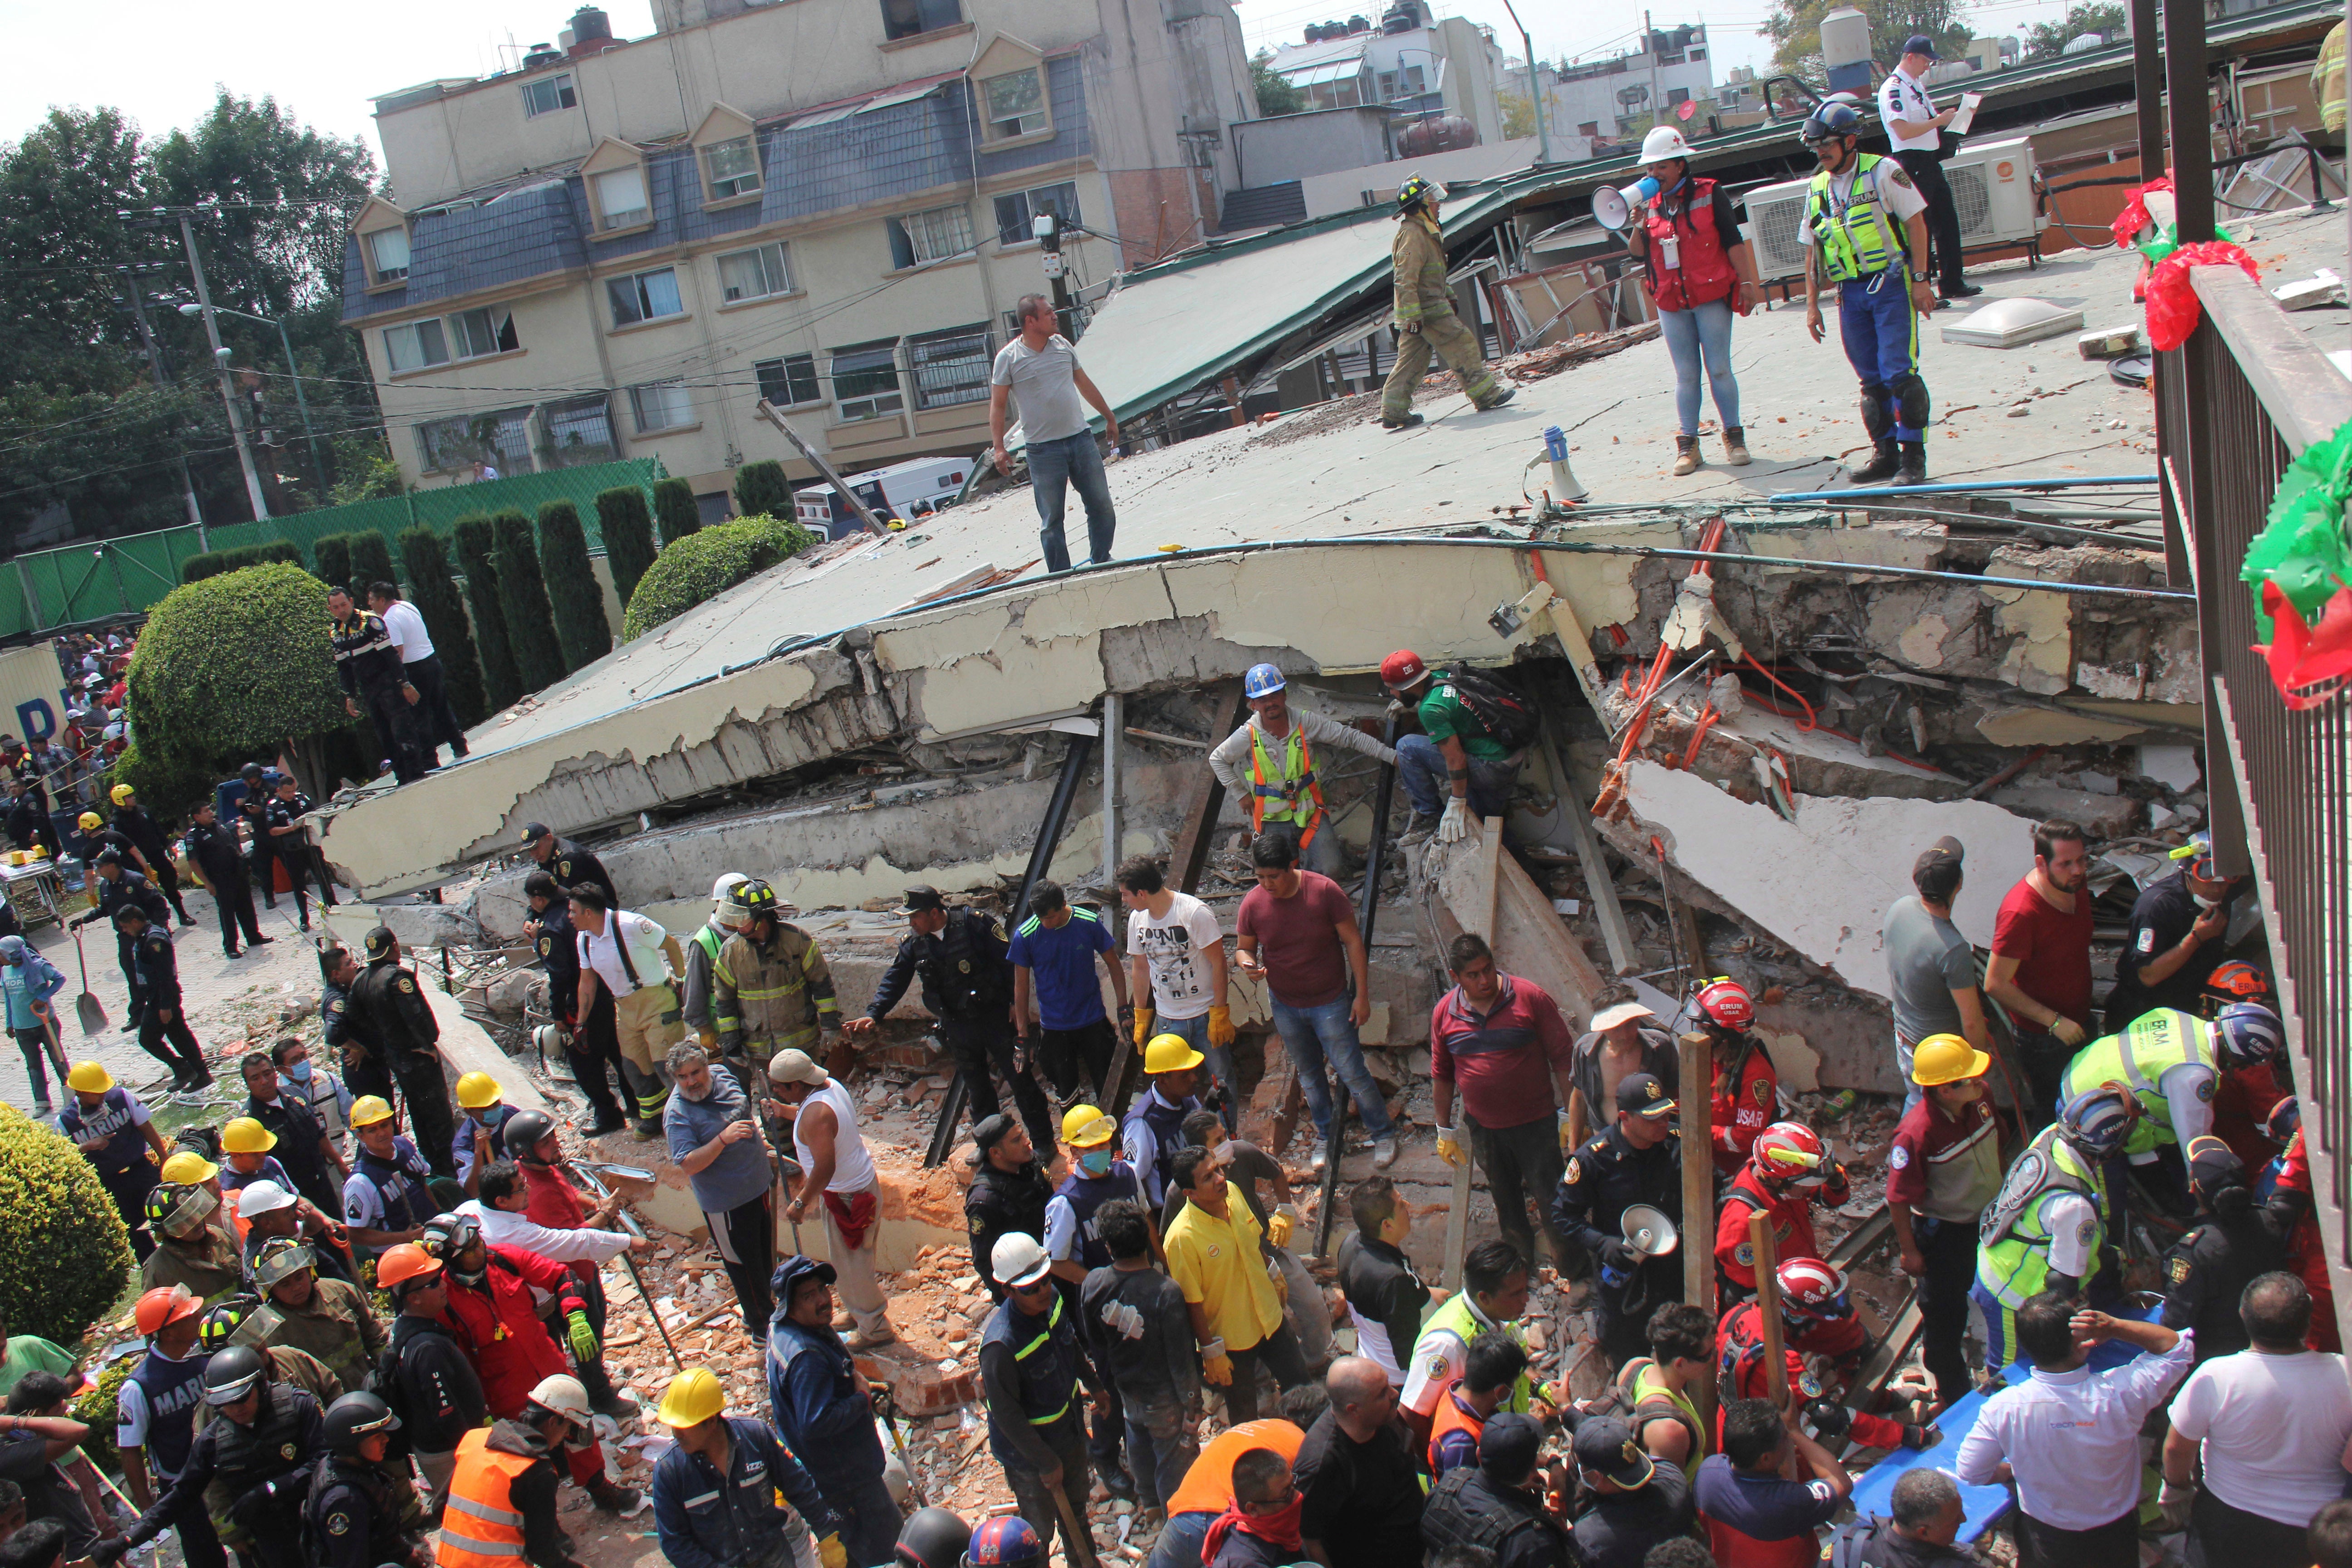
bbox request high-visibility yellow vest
[2059,1008,2214,1153]
[1805,154,1906,282]
[1975,1127,2106,1310]
[1248,724,1325,846]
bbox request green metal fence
[0,458,667,638]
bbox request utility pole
[119,272,208,544]
[1500,0,1551,164]
[175,210,270,522]
[1646,9,1663,138]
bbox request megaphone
[1593,176,1661,231]
[1620,1203,1681,1258]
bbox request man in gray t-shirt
[1882,835,1995,1108]
[990,292,1120,573]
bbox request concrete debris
[1500,319,1662,382]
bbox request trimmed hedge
[312,535,353,592]
[450,516,520,711]
[732,461,790,519]
[490,510,565,691]
[109,737,222,822]
[653,477,702,546]
[621,513,815,641]
[596,486,658,609]
[399,526,488,726]
[349,533,397,596]
[0,1106,135,1344]
[537,500,609,673]
[125,563,348,768]
[180,541,302,583]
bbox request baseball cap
[364,926,397,958]
[520,823,551,843]
[0,936,25,962]
[1617,1072,1677,1119]
[898,885,946,914]
[970,1113,1020,1157]
[1901,33,1938,57]
[1479,1413,1545,1481]
[767,1049,827,1087]
[1572,1416,1657,1488]
[1590,1000,1654,1032]
[1913,836,1965,876]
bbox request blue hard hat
[1801,102,1863,145]
[1243,662,1287,700]
[964,1515,1042,1566]
[2060,1083,2136,1157]
[2215,1002,2284,1067]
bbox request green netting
[205,458,666,561]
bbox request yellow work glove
[1436,1126,1467,1168]
[817,1535,848,1568]
[1133,1007,1155,1047]
[1267,1257,1289,1304]
[1557,1109,1574,1154]
[1266,1204,1298,1250]
[1208,1005,1235,1049]
[1200,1339,1233,1385]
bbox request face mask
[2192,893,2220,909]
[284,1062,313,1083]
[1078,1147,1115,1176]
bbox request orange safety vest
[436,1427,535,1567]
[1427,1382,1487,1474]
[1247,723,1325,847]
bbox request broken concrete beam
[1426,827,1607,1030]
[1988,783,2143,839]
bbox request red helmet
[2201,960,2274,1015]
[1776,1257,1852,1325]
[1750,1121,1828,1188]
[1696,977,1754,1032]
[1381,650,1430,692]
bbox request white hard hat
[527,1374,592,1425]
[236,1179,295,1219]
[991,1231,1053,1288]
[1640,126,1693,163]
[711,872,750,908]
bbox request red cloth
[823,1187,877,1252]
[1715,1303,1904,1450]
[2112,175,2173,249]
[1236,872,1357,1009]
[1710,1039,1779,1176]
[2211,1062,2285,1175]
[1714,1166,1839,1294]
[438,1243,583,1419]
[2145,240,2259,351]
[1200,1495,1305,1565]
[1427,974,1575,1132]
[1989,877,2095,1033]
[523,1161,591,1231]
[2277,1132,2340,1351]
[1642,178,1740,313]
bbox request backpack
[1441,666,1540,752]
[1828,1517,1889,1568]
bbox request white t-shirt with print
[1127,892,1221,1020]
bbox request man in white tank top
[767,1049,896,1348]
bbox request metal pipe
[1101,691,1122,898]
[1317,713,1399,1259]
[1765,475,2157,500]
[1538,540,2197,600]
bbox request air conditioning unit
[1739,134,2043,284]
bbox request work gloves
[1267,1256,1289,1304]
[2158,1481,2193,1532]
[1132,1007,1155,1047]
[1439,797,1469,843]
[1900,1425,1943,1451]
[567,1309,600,1363]
[1208,1005,1235,1049]
[1267,1204,1299,1249]
[1435,1127,1467,1168]
[1599,1238,1637,1278]
[1098,1300,1147,1342]
[1200,1338,1233,1386]
[818,1534,849,1568]
[1557,1109,1575,1154]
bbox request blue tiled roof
[343,56,1093,323]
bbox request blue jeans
[819,1470,902,1568]
[1147,1512,1215,1568]
[1157,1010,1235,1132]
[1122,1390,1198,1511]
[1838,271,1926,440]
[1658,299,1740,436]
[1269,995,1395,1140]
[1396,734,1520,823]
[1026,431,1117,572]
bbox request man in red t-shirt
[1429,931,1579,1274]
[1235,828,1398,1168]
[1984,818,2095,1126]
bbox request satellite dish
[1592,185,1632,229]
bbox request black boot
[1847,439,1901,484]
[1895,441,1928,486]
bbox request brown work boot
[1673,435,1703,476]
[848,1322,898,1350]
[1382,411,1424,431]
[1722,426,1751,466]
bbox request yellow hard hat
[1061,1104,1115,1148]
[161,1150,219,1185]
[67,1061,113,1094]
[220,1117,277,1154]
[77,812,100,830]
[655,1367,726,1428]
[1910,1033,1992,1086]
[454,1072,502,1110]
[110,784,135,806]
[348,1095,396,1128]
[1142,1034,1205,1076]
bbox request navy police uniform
[1553,1122,1684,1366]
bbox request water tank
[1397,113,1478,155]
[570,6,612,42]
[523,42,563,69]
[1820,6,1873,93]
[1382,3,1416,32]
[1346,14,1370,32]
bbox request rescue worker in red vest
[1207,664,1397,878]
[1692,979,1779,1176]
[435,1374,594,1568]
[1622,125,1763,475]
[1715,1121,1847,1300]
[1379,175,1515,430]
[1715,1259,1936,1453]
[1428,1331,1529,1479]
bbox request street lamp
[181,303,326,496]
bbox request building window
[628,379,697,433]
[755,354,822,406]
[828,340,903,421]
[980,68,1048,140]
[1667,86,1690,105]
[992,181,1080,246]
[383,319,449,375]
[366,228,411,283]
[1578,120,1600,137]
[449,307,519,359]
[417,407,534,473]
[887,204,975,269]
[1687,47,1705,59]
[879,0,960,41]
[907,325,993,410]
[608,267,684,328]
[521,74,578,117]
[593,166,650,230]
[538,395,619,467]
[717,242,793,302]
[703,136,762,201]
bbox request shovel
[69,926,106,1035]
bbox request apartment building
[343,0,1255,507]
[1526,24,1715,149]
[1262,2,1512,148]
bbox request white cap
[991,1232,1053,1288]
[1590,1000,1656,1032]
[236,1180,295,1219]
[711,872,750,909]
[767,1049,827,1087]
[1640,125,1693,162]
[527,1374,592,1424]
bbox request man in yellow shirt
[1164,1145,1310,1422]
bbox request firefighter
[1690,978,1778,1176]
[712,877,840,1078]
[305,1392,430,1568]
[1715,1121,1848,1300]
[1716,1259,1934,1451]
[1378,174,1514,430]
[1971,1084,2137,1369]
[434,1375,596,1568]
[139,1182,243,1303]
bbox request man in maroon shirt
[1984,818,2095,1127]
[1430,932,1579,1274]
[1886,1035,2003,1408]
[1235,828,1397,1169]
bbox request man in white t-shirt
[568,883,688,1135]
[1115,854,1235,1125]
[367,582,468,767]
[1876,34,1979,301]
[2162,1273,2352,1568]
[989,293,1120,574]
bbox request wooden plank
[1538,716,1636,976]
[1750,1214,1787,1406]
[1678,1030,1717,1425]
[1433,827,1609,1029]
[1475,816,1504,941]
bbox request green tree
[313,535,354,590]
[536,500,609,673]
[653,477,703,545]
[1760,0,1972,75]
[490,511,565,691]
[326,435,404,505]
[451,516,521,710]
[0,1106,134,1345]
[2024,2,2124,56]
[596,486,659,611]
[622,514,816,640]
[348,532,396,594]
[732,461,790,518]
[398,526,487,727]
[1251,51,1308,116]
[1499,92,1539,139]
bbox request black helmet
[1801,102,1863,145]
[502,1108,557,1162]
[322,1391,401,1453]
[197,1295,261,1353]
[203,1345,269,1406]
[896,1507,973,1568]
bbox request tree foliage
[451,516,521,711]
[399,527,487,727]
[489,511,565,691]
[1251,51,1308,116]
[0,1107,134,1345]
[125,562,348,778]
[622,514,816,641]
[652,477,702,546]
[596,486,659,609]
[2024,1,2125,57]
[1760,0,1972,75]
[732,461,791,519]
[536,500,609,673]
[181,540,301,583]
[348,532,395,594]
[312,534,355,592]
[1499,92,1539,139]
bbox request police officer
[326,584,429,786]
[306,1392,429,1568]
[185,802,268,959]
[1877,34,1979,301]
[320,945,394,1107]
[237,781,279,913]
[73,848,169,1024]
[1379,174,1514,431]
[109,785,194,926]
[1798,102,1940,487]
[967,1113,1055,1304]
[1553,1073,1684,1368]
[349,927,458,1180]
[262,776,335,931]
[113,902,211,1092]
[2160,1136,2288,1362]
[520,822,613,904]
[848,885,1053,1152]
[522,872,625,1137]
[2107,836,2244,1029]
[1970,1084,2135,1369]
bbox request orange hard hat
[376,1243,442,1292]
[135,1284,202,1337]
